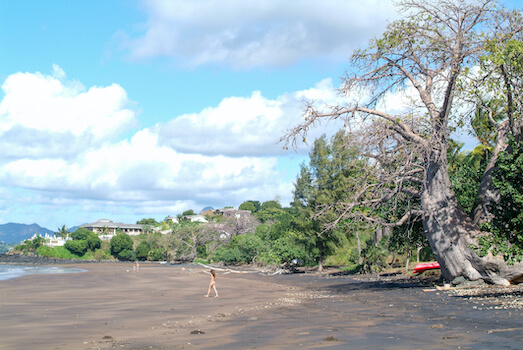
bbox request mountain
[0,223,54,244]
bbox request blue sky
[0,0,514,231]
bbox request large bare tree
[283,0,523,285]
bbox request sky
[0,0,515,231]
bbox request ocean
[0,264,86,281]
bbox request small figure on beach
[205,269,218,298]
[133,261,140,272]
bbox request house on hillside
[81,219,145,241]
[214,208,251,219]
[29,233,71,247]
[165,215,208,224]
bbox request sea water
[0,264,86,281]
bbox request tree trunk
[422,157,523,285]
[355,231,362,264]
[318,253,324,272]
[404,249,411,275]
[472,120,510,226]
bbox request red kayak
[413,262,440,274]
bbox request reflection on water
[0,265,87,281]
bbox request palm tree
[56,225,70,238]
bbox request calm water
[0,264,86,281]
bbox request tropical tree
[282,0,523,284]
[293,132,361,271]
[55,225,70,238]
[110,233,134,260]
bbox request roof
[81,219,144,230]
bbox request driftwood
[197,262,288,275]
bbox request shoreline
[1,261,522,349]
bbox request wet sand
[1,263,522,349]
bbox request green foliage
[110,233,134,260]
[182,209,196,216]
[360,239,388,274]
[241,200,261,212]
[137,218,160,226]
[64,240,88,256]
[71,228,92,241]
[239,201,257,212]
[135,241,151,261]
[260,200,281,211]
[478,138,523,263]
[86,233,102,251]
[55,225,70,238]
[36,245,78,259]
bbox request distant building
[29,233,71,247]
[81,219,145,241]
[214,208,251,219]
[165,215,208,224]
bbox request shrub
[64,240,88,256]
[86,233,102,251]
[135,241,151,261]
[36,246,77,259]
[71,228,91,241]
[118,249,136,261]
[110,233,134,259]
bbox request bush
[36,246,78,259]
[71,228,92,241]
[64,240,88,256]
[110,233,134,259]
[149,248,167,261]
[86,233,102,251]
[118,249,136,261]
[135,241,151,261]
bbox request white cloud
[155,78,348,156]
[0,67,352,229]
[0,67,137,160]
[119,0,397,68]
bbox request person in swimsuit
[205,269,219,298]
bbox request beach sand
[1,263,522,349]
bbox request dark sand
[1,263,522,349]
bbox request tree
[182,209,196,216]
[55,225,70,238]
[135,241,151,261]
[282,0,522,284]
[71,228,91,241]
[478,138,523,263]
[169,221,219,261]
[64,240,87,256]
[239,201,257,212]
[241,200,261,212]
[110,233,134,260]
[137,218,159,226]
[86,233,102,251]
[293,132,360,271]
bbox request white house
[29,233,72,247]
[81,219,146,241]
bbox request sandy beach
[1,262,522,349]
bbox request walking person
[205,269,219,298]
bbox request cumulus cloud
[118,0,397,68]
[0,67,137,159]
[0,66,326,225]
[155,78,348,156]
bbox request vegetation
[7,1,522,283]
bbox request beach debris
[190,329,205,334]
[323,336,342,342]
[102,335,113,339]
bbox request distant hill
[200,206,214,213]
[0,223,54,244]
